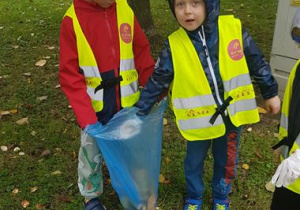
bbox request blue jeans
[184,116,241,201]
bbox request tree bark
[128,0,155,36]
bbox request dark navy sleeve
[136,40,174,115]
[242,28,278,99]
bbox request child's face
[174,0,206,31]
[84,0,115,8]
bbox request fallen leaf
[12,45,19,49]
[246,127,252,132]
[254,149,263,159]
[12,188,20,194]
[242,163,250,170]
[0,26,3,29]
[273,133,279,138]
[258,107,267,114]
[37,96,48,101]
[51,170,62,175]
[40,149,50,157]
[58,195,72,203]
[43,56,50,59]
[16,118,29,125]
[30,186,38,193]
[13,147,21,152]
[35,204,46,209]
[165,157,171,164]
[23,73,31,77]
[21,200,30,208]
[55,84,61,88]
[159,174,165,183]
[9,109,18,114]
[19,152,25,156]
[1,146,8,152]
[225,8,234,12]
[163,118,168,126]
[31,131,37,136]
[35,59,47,67]
[265,181,275,192]
[0,110,11,116]
[47,46,55,50]
[163,179,171,184]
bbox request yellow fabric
[279,60,300,194]
[169,15,259,141]
[218,15,259,126]
[64,0,139,112]
[117,0,140,107]
[169,27,225,140]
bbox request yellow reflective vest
[168,15,260,141]
[64,0,140,113]
[278,60,300,194]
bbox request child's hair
[167,0,206,17]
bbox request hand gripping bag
[89,99,167,210]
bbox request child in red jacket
[59,0,154,209]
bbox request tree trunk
[128,0,155,36]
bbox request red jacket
[59,0,154,129]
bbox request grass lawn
[0,0,279,209]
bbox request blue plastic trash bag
[89,99,167,210]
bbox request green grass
[0,0,279,209]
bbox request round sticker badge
[227,39,244,61]
[120,23,132,44]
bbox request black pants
[271,187,300,210]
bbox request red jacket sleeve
[59,17,98,129]
[133,17,155,87]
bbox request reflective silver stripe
[281,145,289,159]
[86,86,103,101]
[121,81,138,97]
[280,113,288,131]
[223,73,252,92]
[120,58,135,71]
[80,66,101,78]
[296,133,300,146]
[228,98,257,116]
[173,95,215,109]
[178,115,223,131]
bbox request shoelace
[187,204,199,210]
[216,203,226,210]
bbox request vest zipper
[198,26,224,107]
[105,10,121,111]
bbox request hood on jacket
[292,8,300,44]
[167,0,219,34]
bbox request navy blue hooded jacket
[136,0,278,115]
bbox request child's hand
[265,95,281,114]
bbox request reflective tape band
[86,86,103,101]
[228,98,257,116]
[281,145,289,159]
[80,66,101,78]
[178,115,223,131]
[223,73,252,92]
[280,113,288,131]
[173,94,215,109]
[120,58,135,71]
[121,81,138,97]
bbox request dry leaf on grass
[21,200,30,208]
[258,107,267,114]
[37,96,48,101]
[35,59,47,67]
[265,181,275,192]
[159,174,165,183]
[1,146,8,152]
[30,186,38,193]
[40,149,51,157]
[51,170,62,175]
[16,118,29,125]
[242,163,250,170]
